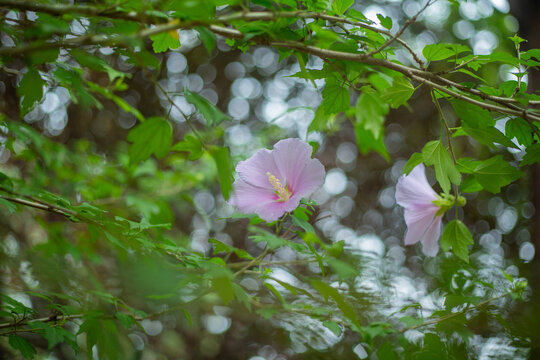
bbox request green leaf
[322,321,342,336]
[377,342,398,360]
[522,143,540,165]
[292,207,315,233]
[402,152,423,175]
[127,117,172,164]
[460,175,483,193]
[9,334,37,359]
[264,282,285,303]
[54,67,99,108]
[326,258,357,280]
[209,146,233,200]
[440,220,474,262]
[473,155,524,193]
[321,78,349,115]
[381,77,415,109]
[356,87,389,139]
[506,118,533,147]
[184,89,230,126]
[423,43,470,62]
[450,99,494,129]
[332,0,354,14]
[150,31,181,53]
[86,81,144,122]
[42,324,66,349]
[196,26,216,55]
[18,68,45,115]
[115,312,136,329]
[71,49,126,82]
[422,140,461,193]
[354,123,389,161]
[509,34,527,46]
[213,276,235,305]
[461,126,518,149]
[377,14,393,30]
[209,238,253,259]
[311,280,360,328]
[171,133,204,160]
[249,227,305,251]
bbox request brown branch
[1,3,538,122]
[0,314,83,331]
[0,194,76,219]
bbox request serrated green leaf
[422,140,461,193]
[356,87,388,139]
[381,77,414,109]
[127,117,172,164]
[196,26,216,55]
[171,133,204,160]
[150,31,180,53]
[209,146,233,200]
[402,152,423,175]
[213,276,235,305]
[450,99,494,129]
[311,280,360,327]
[377,14,393,30]
[115,312,136,329]
[9,334,37,359]
[332,0,354,14]
[522,143,540,166]
[460,175,483,193]
[326,258,357,280]
[423,43,470,62]
[71,49,126,82]
[440,220,473,262]
[354,122,389,161]
[506,118,533,147]
[462,126,518,149]
[18,68,45,115]
[473,155,524,193]
[184,89,230,126]
[321,78,349,115]
[377,342,398,360]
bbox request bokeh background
[2,0,540,359]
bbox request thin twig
[366,0,434,59]
[399,293,509,333]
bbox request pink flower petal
[403,206,439,245]
[420,216,442,257]
[236,148,283,188]
[229,178,277,213]
[272,138,313,190]
[230,138,326,222]
[292,158,326,197]
[396,164,443,257]
[396,164,437,209]
[258,195,303,222]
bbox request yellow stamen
[266,172,291,201]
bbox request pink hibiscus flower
[395,164,442,256]
[229,138,325,222]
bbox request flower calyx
[432,193,466,217]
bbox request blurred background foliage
[0,0,539,359]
